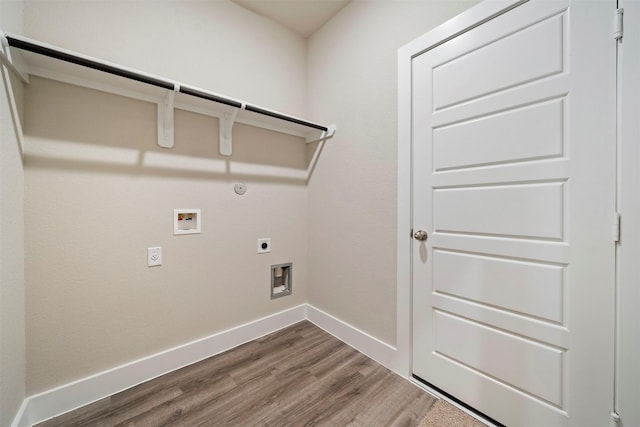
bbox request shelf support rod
[219,102,245,156]
[157,83,179,148]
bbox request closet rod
[244,104,326,130]
[6,36,174,90]
[5,34,329,132]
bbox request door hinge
[614,212,621,243]
[614,8,624,41]
[611,411,621,425]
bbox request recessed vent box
[271,263,292,299]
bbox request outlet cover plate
[148,247,162,267]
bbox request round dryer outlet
[257,238,271,253]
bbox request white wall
[0,1,26,425]
[16,0,482,404]
[306,0,480,346]
[21,1,310,395]
[23,0,307,116]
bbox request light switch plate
[148,247,162,267]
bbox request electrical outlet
[257,238,271,254]
[148,247,162,267]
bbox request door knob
[413,230,428,241]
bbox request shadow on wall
[23,76,325,185]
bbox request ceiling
[231,0,351,38]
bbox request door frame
[396,0,530,378]
[616,1,640,425]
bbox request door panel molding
[397,0,535,380]
[399,1,616,425]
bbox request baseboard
[305,304,398,373]
[13,305,307,427]
[10,399,29,427]
[13,303,400,427]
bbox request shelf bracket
[306,123,337,144]
[0,31,27,156]
[157,83,179,148]
[219,103,245,157]
[0,32,29,84]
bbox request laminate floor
[37,321,438,427]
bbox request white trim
[10,400,29,427]
[14,305,307,427]
[397,0,527,61]
[396,22,413,380]
[616,0,640,424]
[12,304,401,427]
[305,304,397,372]
[396,0,527,386]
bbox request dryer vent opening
[271,263,292,299]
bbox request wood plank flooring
[37,321,437,427]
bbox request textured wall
[306,0,481,346]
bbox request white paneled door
[411,1,616,426]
